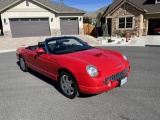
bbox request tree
[102,23,109,40]
[96,12,102,27]
[95,12,102,37]
[83,16,92,24]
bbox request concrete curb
[0,49,16,53]
[145,45,160,47]
[97,44,145,47]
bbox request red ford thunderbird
[16,36,130,99]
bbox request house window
[126,17,133,28]
[119,17,133,29]
[119,18,125,28]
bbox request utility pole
[60,0,63,10]
[60,0,63,4]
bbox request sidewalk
[134,36,160,46]
[0,35,160,53]
[97,35,160,47]
[97,36,138,46]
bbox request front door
[23,49,36,68]
[107,18,112,36]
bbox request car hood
[62,48,124,71]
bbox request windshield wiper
[54,50,76,54]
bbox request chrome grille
[103,69,128,85]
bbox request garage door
[60,18,79,35]
[10,18,50,38]
[148,19,160,35]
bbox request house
[102,0,160,37]
[0,0,85,38]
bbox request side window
[47,41,56,52]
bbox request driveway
[0,35,100,52]
[0,46,160,120]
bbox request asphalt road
[0,46,160,120]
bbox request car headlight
[123,54,127,61]
[86,65,98,77]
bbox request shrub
[108,39,112,43]
[117,35,121,38]
[102,23,109,39]
[121,31,127,37]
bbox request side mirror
[36,48,45,53]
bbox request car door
[23,48,36,68]
[34,53,60,81]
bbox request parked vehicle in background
[154,25,160,34]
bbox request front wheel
[59,71,79,99]
[19,56,28,72]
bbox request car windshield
[46,37,93,54]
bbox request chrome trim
[44,39,49,54]
[103,68,128,85]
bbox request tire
[19,56,28,72]
[59,71,79,99]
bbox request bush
[88,19,92,24]
[121,31,127,37]
[117,35,121,38]
[102,23,108,39]
[108,39,112,43]
[83,16,92,24]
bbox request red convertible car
[16,36,130,99]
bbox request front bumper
[78,62,130,94]
[79,80,119,94]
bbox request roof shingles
[35,0,85,13]
[103,0,160,16]
[0,0,19,11]
[0,0,85,13]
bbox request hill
[84,6,108,19]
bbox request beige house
[102,0,160,36]
[0,0,85,38]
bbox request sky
[52,0,113,13]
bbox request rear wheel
[59,71,79,99]
[19,56,28,72]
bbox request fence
[83,23,96,36]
